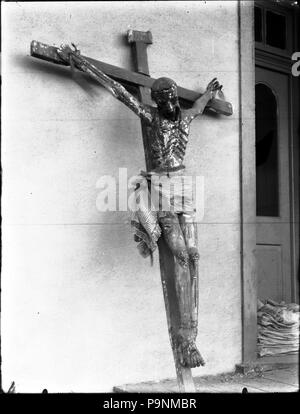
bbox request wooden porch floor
[113,364,299,393]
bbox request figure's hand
[205,78,223,99]
[57,43,80,64]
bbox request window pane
[266,11,286,49]
[255,84,279,217]
[255,7,263,42]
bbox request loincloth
[130,169,195,260]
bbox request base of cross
[158,238,196,392]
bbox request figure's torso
[149,109,190,172]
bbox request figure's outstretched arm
[57,44,153,123]
[184,78,223,123]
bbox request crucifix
[30,30,232,393]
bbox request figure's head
[151,77,180,120]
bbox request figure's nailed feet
[177,338,205,368]
[188,247,200,263]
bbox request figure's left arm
[184,78,223,122]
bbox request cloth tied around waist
[130,169,195,260]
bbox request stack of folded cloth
[257,299,299,357]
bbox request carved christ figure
[57,44,222,368]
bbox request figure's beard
[161,105,180,121]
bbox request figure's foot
[177,328,205,368]
[177,338,205,368]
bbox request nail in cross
[30,30,232,392]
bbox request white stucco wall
[2,1,241,392]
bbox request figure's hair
[151,77,178,101]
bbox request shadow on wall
[17,49,141,98]
[16,54,105,98]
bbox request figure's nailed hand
[57,44,72,63]
[57,43,80,63]
[205,78,223,99]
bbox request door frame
[238,1,299,364]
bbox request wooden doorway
[254,0,299,309]
[252,0,299,365]
[239,1,299,366]
[255,67,294,303]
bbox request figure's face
[155,90,180,121]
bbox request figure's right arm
[57,44,153,124]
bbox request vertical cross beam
[127,30,154,171]
[127,30,196,393]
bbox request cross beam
[30,40,233,116]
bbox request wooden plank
[128,30,152,76]
[128,30,195,392]
[113,368,300,393]
[238,0,257,365]
[127,32,153,170]
[30,40,233,116]
[30,40,154,86]
[262,369,299,387]
[198,382,263,393]
[194,385,219,393]
[113,378,178,393]
[256,354,299,365]
[239,377,299,393]
[237,355,299,374]
[113,377,213,393]
[158,238,195,392]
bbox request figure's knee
[175,247,199,268]
[160,214,186,249]
[175,249,189,268]
[159,212,178,235]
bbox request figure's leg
[159,212,190,328]
[178,213,199,330]
[178,213,205,367]
[159,212,204,368]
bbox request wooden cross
[30,36,232,118]
[30,31,232,392]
